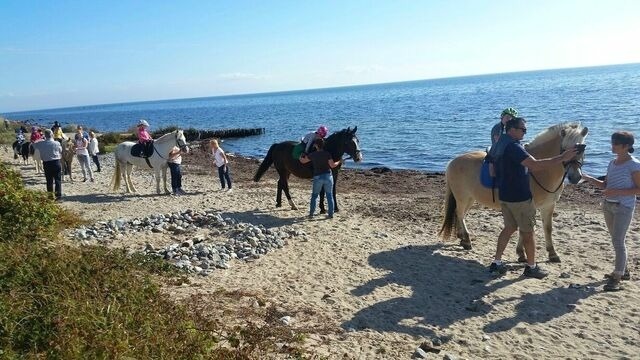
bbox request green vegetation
[0,162,313,358]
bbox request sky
[1,0,639,112]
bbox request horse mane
[156,129,180,142]
[527,122,582,148]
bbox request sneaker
[604,277,624,292]
[177,188,187,195]
[604,271,631,281]
[489,262,507,275]
[523,265,548,279]
[226,188,233,193]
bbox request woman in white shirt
[74,132,94,182]
[210,139,232,191]
[88,131,101,172]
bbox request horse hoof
[548,256,561,263]
[319,209,326,214]
[517,256,527,263]
[290,205,298,210]
[276,203,282,208]
[460,241,472,250]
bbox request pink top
[137,127,152,143]
[30,132,43,142]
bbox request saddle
[292,143,305,160]
[131,141,155,158]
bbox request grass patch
[0,161,316,358]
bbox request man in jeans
[299,138,341,219]
[31,129,63,200]
[489,117,578,279]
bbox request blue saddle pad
[480,159,495,188]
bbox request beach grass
[0,162,312,358]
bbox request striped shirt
[605,156,640,208]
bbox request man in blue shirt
[489,117,577,279]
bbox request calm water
[7,63,640,174]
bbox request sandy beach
[3,144,640,360]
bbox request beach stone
[559,272,571,278]
[443,355,457,360]
[413,348,428,358]
[279,316,292,325]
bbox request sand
[3,144,640,360]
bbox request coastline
[2,143,640,359]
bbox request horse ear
[581,127,589,136]
[352,126,357,134]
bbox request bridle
[153,131,189,160]
[530,145,584,194]
[342,135,361,161]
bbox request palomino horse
[439,122,588,263]
[30,142,43,174]
[254,127,362,213]
[60,139,75,182]
[111,130,189,194]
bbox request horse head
[560,123,589,184]
[175,130,189,153]
[157,130,189,153]
[327,126,362,162]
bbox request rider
[15,128,25,144]
[52,121,66,143]
[137,119,153,157]
[30,126,43,143]
[301,125,328,155]
[491,107,518,145]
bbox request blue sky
[1,0,639,112]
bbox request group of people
[136,119,232,196]
[487,107,639,291]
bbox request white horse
[111,130,189,194]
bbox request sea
[6,63,640,174]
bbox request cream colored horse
[439,122,588,262]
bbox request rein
[529,155,583,194]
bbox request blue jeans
[310,172,334,217]
[218,165,232,189]
[168,162,182,191]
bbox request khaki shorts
[500,200,536,232]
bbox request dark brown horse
[254,127,362,213]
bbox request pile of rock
[70,208,307,276]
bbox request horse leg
[456,197,474,250]
[276,178,283,207]
[283,177,297,210]
[124,164,136,193]
[162,167,170,194]
[541,205,560,263]
[155,169,162,194]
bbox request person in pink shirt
[30,126,43,143]
[136,119,153,157]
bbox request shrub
[0,163,78,243]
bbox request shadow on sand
[342,244,601,338]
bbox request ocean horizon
[6,63,640,174]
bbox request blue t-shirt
[498,142,532,202]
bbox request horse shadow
[342,244,519,338]
[483,281,602,333]
[225,209,307,228]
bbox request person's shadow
[343,244,519,337]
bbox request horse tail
[112,160,121,191]
[253,144,275,182]
[438,182,458,240]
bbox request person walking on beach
[76,125,89,141]
[299,138,341,219]
[489,117,578,279]
[168,145,186,195]
[582,131,640,291]
[136,119,153,157]
[301,125,329,155]
[31,129,63,200]
[74,132,94,182]
[491,108,518,145]
[210,139,232,191]
[88,131,101,172]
